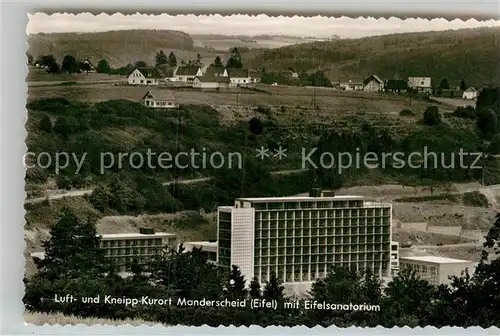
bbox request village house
[385,79,408,93]
[81,59,97,73]
[340,80,364,91]
[226,68,251,87]
[363,75,384,92]
[175,65,203,83]
[192,75,231,90]
[158,67,176,83]
[204,66,227,77]
[128,67,161,85]
[141,89,176,108]
[408,77,432,93]
[462,87,478,100]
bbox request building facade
[399,256,475,286]
[363,75,384,92]
[217,193,392,285]
[100,230,177,272]
[30,229,178,273]
[192,76,231,90]
[407,77,432,93]
[390,241,399,276]
[127,67,161,85]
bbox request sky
[27,13,500,38]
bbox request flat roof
[237,196,365,203]
[184,241,217,248]
[99,232,176,239]
[400,256,473,264]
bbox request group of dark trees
[23,206,500,327]
[259,68,333,87]
[31,53,111,75]
[154,50,178,68]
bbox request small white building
[81,59,97,73]
[340,80,364,91]
[462,87,478,100]
[128,67,161,85]
[363,74,384,92]
[175,65,203,83]
[192,76,231,90]
[141,89,176,109]
[399,256,475,286]
[408,77,432,93]
[226,68,251,87]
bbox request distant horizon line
[26,25,500,40]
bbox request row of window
[103,247,162,256]
[253,201,367,210]
[100,238,165,248]
[255,209,389,219]
[254,238,391,248]
[255,228,390,237]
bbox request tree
[476,87,500,114]
[439,78,450,90]
[460,79,467,91]
[26,52,34,65]
[155,50,168,68]
[226,47,243,68]
[96,59,111,74]
[262,273,285,302]
[213,56,223,68]
[53,116,71,138]
[89,184,112,212]
[423,106,441,126]
[227,265,248,300]
[39,115,52,133]
[476,109,498,135]
[47,62,60,74]
[56,175,72,190]
[168,52,177,67]
[135,60,147,68]
[61,55,80,73]
[37,54,57,68]
[249,276,261,299]
[381,267,436,327]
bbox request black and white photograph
[20,11,500,329]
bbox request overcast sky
[27,13,500,38]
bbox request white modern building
[399,256,475,286]
[217,191,393,286]
[30,229,178,273]
[183,241,218,263]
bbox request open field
[27,83,444,128]
[25,311,157,326]
[431,97,477,108]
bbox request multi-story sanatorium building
[183,241,218,263]
[217,192,392,285]
[31,228,178,274]
[100,229,177,272]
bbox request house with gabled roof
[204,66,227,77]
[363,74,384,92]
[81,59,97,73]
[226,68,251,87]
[128,67,162,85]
[462,87,478,100]
[141,89,176,108]
[175,65,203,83]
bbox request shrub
[423,106,441,125]
[255,105,271,116]
[462,191,489,208]
[477,109,498,136]
[399,109,415,117]
[453,105,476,119]
[39,115,53,132]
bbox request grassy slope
[246,27,500,87]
